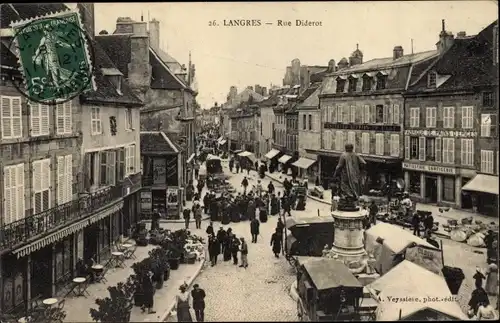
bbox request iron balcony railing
[0,181,126,250]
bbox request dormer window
[376,73,388,90]
[336,77,346,93]
[348,77,358,93]
[428,71,437,88]
[101,68,123,95]
[362,75,372,91]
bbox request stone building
[258,96,278,158]
[229,104,260,155]
[282,58,328,89]
[318,41,439,190]
[0,3,142,314]
[403,20,498,215]
[96,17,198,191]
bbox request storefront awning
[265,149,281,159]
[462,174,499,195]
[292,157,316,169]
[187,153,195,164]
[278,154,292,164]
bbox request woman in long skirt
[223,230,233,261]
[259,206,268,223]
[270,228,282,258]
[176,284,193,322]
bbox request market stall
[364,223,442,275]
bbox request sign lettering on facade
[324,122,401,132]
[403,162,457,175]
[404,129,477,137]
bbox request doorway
[461,178,473,209]
[83,224,98,263]
[425,176,438,203]
[31,247,53,299]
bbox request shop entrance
[31,246,53,300]
[461,178,473,209]
[425,176,438,203]
[83,224,98,263]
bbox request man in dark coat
[216,227,227,254]
[203,193,210,215]
[197,179,204,196]
[268,182,275,195]
[241,177,249,195]
[191,284,206,322]
[183,208,191,229]
[412,212,421,237]
[283,178,293,195]
[208,235,219,266]
[151,209,161,231]
[250,218,260,243]
[270,228,282,258]
[206,221,214,236]
[369,200,379,225]
[230,235,240,265]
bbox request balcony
[0,181,127,250]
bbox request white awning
[462,174,499,195]
[265,149,281,159]
[278,154,292,164]
[238,151,254,157]
[292,157,316,169]
[186,153,195,164]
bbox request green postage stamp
[10,10,94,104]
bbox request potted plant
[149,248,169,289]
[90,278,135,323]
[131,259,151,307]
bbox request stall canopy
[206,154,221,161]
[302,258,362,290]
[217,137,227,145]
[278,154,292,164]
[364,223,440,275]
[292,157,316,169]
[372,261,467,321]
[238,151,254,157]
[232,149,243,154]
[462,174,499,195]
[265,149,281,159]
[186,153,195,164]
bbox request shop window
[408,172,421,195]
[442,176,455,202]
[426,138,436,161]
[410,136,419,159]
[55,237,73,293]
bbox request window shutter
[491,114,497,137]
[64,101,72,133]
[131,145,136,173]
[387,105,393,125]
[343,105,349,122]
[363,105,369,123]
[384,133,390,155]
[57,156,65,204]
[332,106,337,122]
[404,136,410,159]
[33,162,42,214]
[65,155,73,202]
[415,108,420,127]
[56,104,64,134]
[393,104,399,124]
[30,103,40,136]
[449,139,456,164]
[370,133,376,154]
[41,104,49,135]
[460,139,466,165]
[12,97,22,137]
[336,105,342,123]
[107,151,116,185]
[43,159,51,209]
[3,168,12,224]
[383,105,389,124]
[419,137,426,161]
[435,137,442,162]
[1,97,11,138]
[370,105,376,123]
[450,107,455,128]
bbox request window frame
[56,102,73,135]
[390,134,400,157]
[125,108,133,130]
[29,102,50,137]
[427,72,437,88]
[443,106,455,129]
[426,107,437,128]
[460,138,474,166]
[91,107,102,135]
[442,138,455,165]
[32,158,51,215]
[480,114,492,137]
[461,106,474,129]
[1,95,23,139]
[410,107,420,128]
[480,150,494,174]
[375,133,384,156]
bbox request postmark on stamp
[9,10,95,105]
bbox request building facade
[0,3,142,314]
[403,21,498,214]
[259,99,276,158]
[318,43,439,190]
[229,107,260,155]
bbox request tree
[90,278,135,323]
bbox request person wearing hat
[175,283,192,322]
[191,284,206,322]
[239,237,249,268]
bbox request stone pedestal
[330,209,366,263]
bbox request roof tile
[140,132,178,153]
[1,4,68,28]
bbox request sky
[87,1,498,109]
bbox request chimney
[436,19,455,53]
[456,31,467,38]
[115,17,135,34]
[77,3,95,39]
[127,19,151,99]
[393,46,404,60]
[149,18,160,50]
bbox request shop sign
[404,129,477,137]
[405,245,443,275]
[324,122,401,132]
[403,162,457,175]
[167,188,179,206]
[140,191,152,212]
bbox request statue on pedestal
[332,143,367,211]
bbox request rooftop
[140,131,179,154]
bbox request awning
[233,149,243,154]
[238,151,254,158]
[462,174,499,195]
[292,157,316,169]
[278,154,292,164]
[265,149,281,159]
[186,153,195,164]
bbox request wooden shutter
[56,104,64,134]
[450,107,455,128]
[370,133,376,154]
[419,137,426,161]
[3,167,12,224]
[100,152,107,185]
[33,161,41,214]
[491,114,497,137]
[41,104,49,135]
[404,136,410,159]
[64,101,72,133]
[435,137,442,163]
[357,105,362,123]
[337,105,342,123]
[12,97,22,138]
[415,108,420,127]
[370,105,376,123]
[57,156,65,204]
[460,139,466,166]
[383,105,389,123]
[332,106,337,122]
[107,151,116,185]
[84,154,91,190]
[393,104,400,124]
[131,145,136,173]
[43,159,51,209]
[30,103,40,136]
[1,96,12,138]
[384,133,390,155]
[16,164,26,220]
[65,155,73,202]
